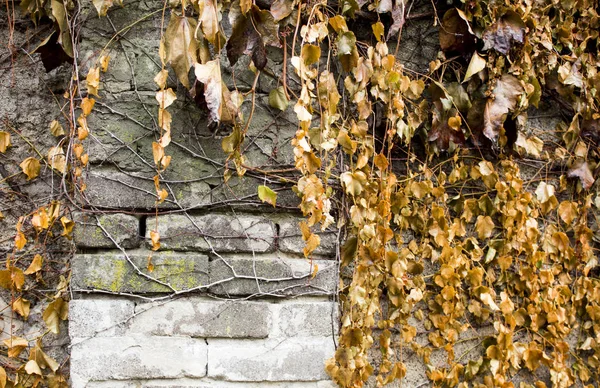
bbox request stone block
[69,298,135,338]
[148,214,275,253]
[70,336,207,388]
[271,300,338,338]
[277,218,338,257]
[73,212,140,249]
[71,251,209,293]
[209,254,337,297]
[85,379,337,387]
[82,166,211,210]
[129,298,271,338]
[207,337,334,382]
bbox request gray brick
[81,166,211,210]
[208,337,334,381]
[70,336,207,388]
[209,254,337,297]
[69,298,135,338]
[148,214,275,253]
[129,298,271,338]
[277,218,338,257]
[71,251,209,293]
[74,212,140,249]
[271,300,338,338]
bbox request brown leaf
[51,0,73,57]
[439,8,475,53]
[194,60,223,123]
[387,0,405,40]
[199,0,219,45]
[483,74,523,141]
[20,157,40,180]
[271,0,294,21]
[164,15,198,88]
[568,160,595,189]
[482,11,526,55]
[428,99,465,150]
[0,131,10,153]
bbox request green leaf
[269,86,289,111]
[258,185,277,207]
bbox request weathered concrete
[209,255,337,296]
[74,212,140,248]
[148,214,276,253]
[70,335,208,387]
[69,298,135,338]
[85,379,337,387]
[207,337,335,382]
[71,251,209,293]
[129,298,272,338]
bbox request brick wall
[68,1,339,386]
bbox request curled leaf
[0,131,11,153]
[483,74,523,141]
[463,52,486,83]
[20,157,40,180]
[258,185,277,207]
[482,11,526,55]
[164,15,198,88]
[568,160,595,189]
[43,298,68,334]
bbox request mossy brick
[71,251,209,293]
[148,214,276,253]
[73,212,140,249]
[209,254,337,297]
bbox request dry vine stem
[1,0,600,387]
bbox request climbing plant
[2,0,600,386]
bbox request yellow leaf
[372,22,385,42]
[25,254,43,275]
[475,215,494,239]
[0,131,10,153]
[199,0,219,44]
[341,171,367,196]
[48,146,67,174]
[25,360,42,376]
[50,120,65,137]
[31,208,49,232]
[86,67,100,96]
[78,125,89,141]
[240,0,252,14]
[0,366,6,388]
[3,336,28,358]
[43,298,68,334]
[155,88,177,109]
[92,0,115,16]
[154,69,169,89]
[150,230,161,251]
[30,340,60,372]
[257,185,277,207]
[480,292,499,311]
[301,44,321,66]
[152,142,164,166]
[100,55,110,72]
[60,216,75,239]
[20,157,40,180]
[558,201,577,225]
[12,297,30,320]
[81,97,95,116]
[15,232,27,250]
[463,52,486,83]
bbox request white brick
[129,298,271,338]
[270,300,338,338]
[85,379,336,387]
[69,298,135,338]
[208,337,335,382]
[70,336,207,388]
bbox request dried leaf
[100,55,110,71]
[25,254,44,275]
[155,88,177,109]
[12,297,30,320]
[463,52,486,83]
[86,66,100,96]
[0,131,11,153]
[475,215,494,239]
[92,0,116,16]
[3,336,28,358]
[270,0,294,21]
[50,120,65,137]
[258,185,277,207]
[439,8,475,53]
[51,0,73,57]
[81,97,95,116]
[483,74,523,141]
[194,60,223,123]
[337,31,356,55]
[482,11,526,55]
[269,86,289,111]
[60,216,74,239]
[341,171,367,196]
[150,230,160,251]
[515,133,543,157]
[199,0,219,45]
[480,292,499,311]
[48,146,67,174]
[29,340,60,372]
[387,0,405,40]
[0,267,25,291]
[164,15,198,88]
[43,298,68,334]
[568,160,595,189]
[301,44,321,66]
[25,360,42,376]
[20,157,40,180]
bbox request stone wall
[67,1,340,387]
